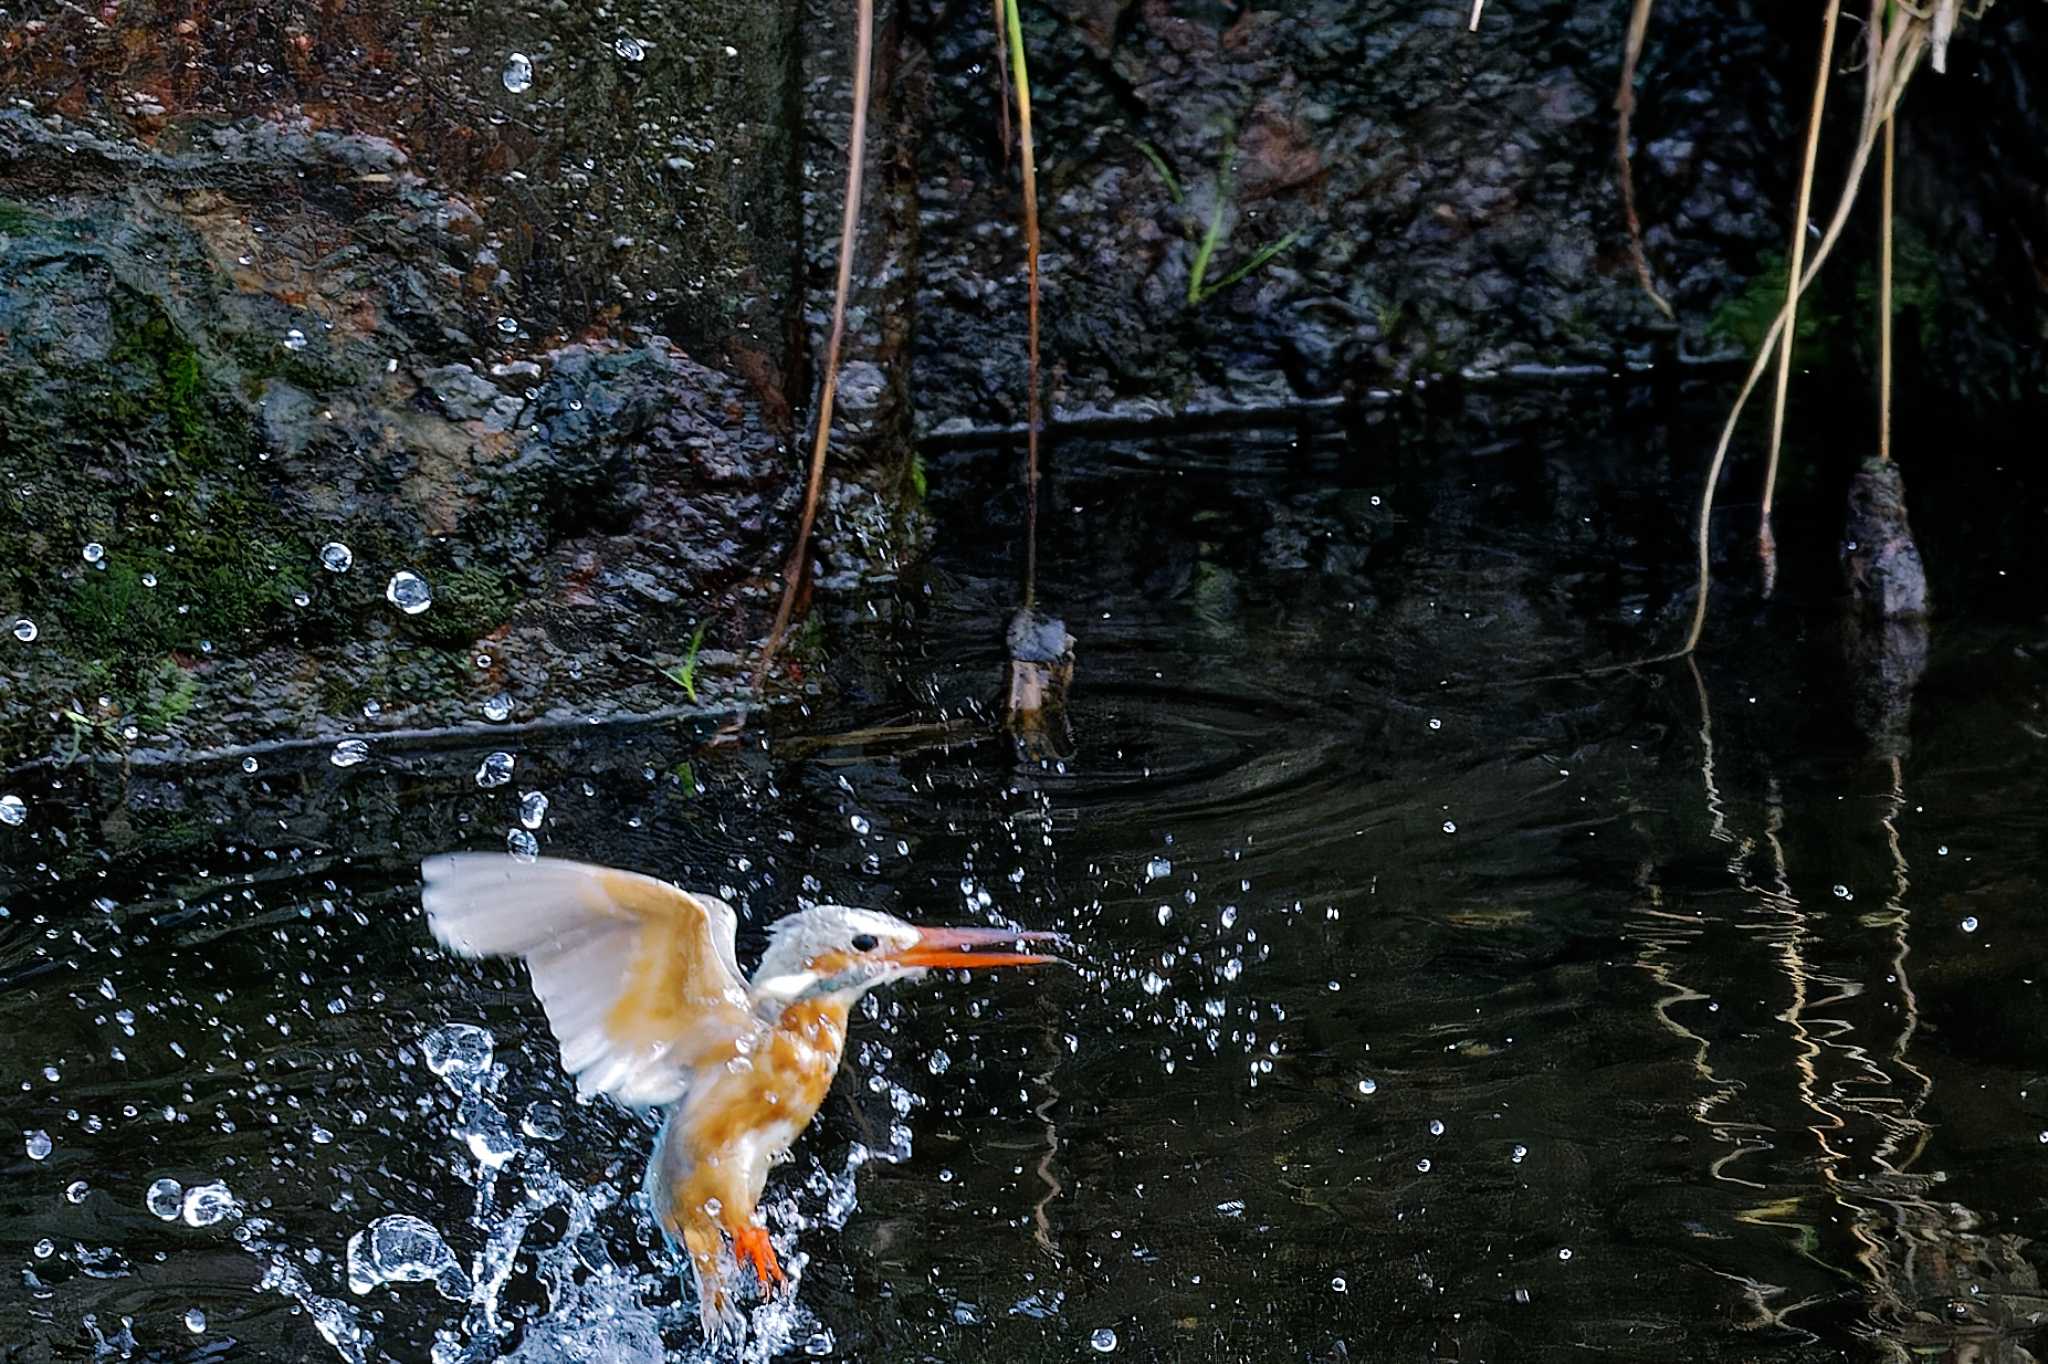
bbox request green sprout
[659,621,710,702]
[1184,133,1302,306]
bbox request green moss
[1707,251,1835,368]
[0,199,44,235]
[2,294,321,681]
[137,659,200,732]
[402,565,517,647]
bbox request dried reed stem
[753,0,874,694]
[1002,0,1044,610]
[1677,12,1926,655]
[1616,0,1674,318]
[993,0,1013,165]
[1760,0,1843,541]
[1878,111,1895,463]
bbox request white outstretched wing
[421,854,757,1107]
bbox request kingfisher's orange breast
[665,998,851,1239]
[694,998,849,1152]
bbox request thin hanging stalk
[1615,0,1674,318]
[752,0,875,694]
[1468,0,1485,31]
[1758,0,1843,583]
[1002,0,1044,610]
[1877,111,1896,463]
[992,0,1013,165]
[1676,12,1927,655]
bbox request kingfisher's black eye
[850,933,880,953]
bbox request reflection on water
[4,400,2047,1360]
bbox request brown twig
[1758,0,1844,592]
[752,0,876,697]
[1002,0,1044,610]
[1615,0,1675,319]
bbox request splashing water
[214,1022,915,1364]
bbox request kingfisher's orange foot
[731,1224,785,1291]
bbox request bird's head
[751,905,1056,1008]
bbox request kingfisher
[419,853,1055,1338]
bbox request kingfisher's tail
[645,1111,743,1342]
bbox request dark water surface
[6,395,2048,1362]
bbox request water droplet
[141,573,157,588]
[65,1179,89,1203]
[1157,905,1174,926]
[181,1180,237,1226]
[33,1238,53,1259]
[1145,857,1172,880]
[1511,1143,1528,1164]
[1089,1328,1118,1353]
[501,51,534,93]
[320,542,354,573]
[1442,820,1458,834]
[507,828,539,859]
[241,756,259,774]
[283,328,308,351]
[146,1178,183,1220]
[1558,1247,1574,1262]
[2037,1130,2047,1145]
[495,315,519,335]
[1416,1157,1432,1173]
[1937,845,1949,856]
[1331,1276,1348,1292]
[804,1331,835,1357]
[330,738,371,768]
[1429,1119,1445,1136]
[614,35,645,61]
[1962,916,1979,933]
[346,1214,471,1299]
[385,570,432,615]
[927,1048,951,1076]
[1357,1078,1378,1096]
[310,1125,334,1145]
[25,1129,51,1159]
[1428,717,1442,731]
[850,814,871,835]
[422,1024,494,1090]
[482,692,513,722]
[0,794,26,827]
[11,617,37,642]
[1832,883,1853,900]
[81,542,104,564]
[518,791,549,829]
[520,1101,566,1141]
[475,751,515,788]
[184,1309,206,1335]
[292,591,311,608]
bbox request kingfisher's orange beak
[888,925,1061,970]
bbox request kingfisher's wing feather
[421,854,756,1107]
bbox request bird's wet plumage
[419,853,1053,1339]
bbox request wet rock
[0,0,924,760]
[1842,459,1929,620]
[897,0,2046,425]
